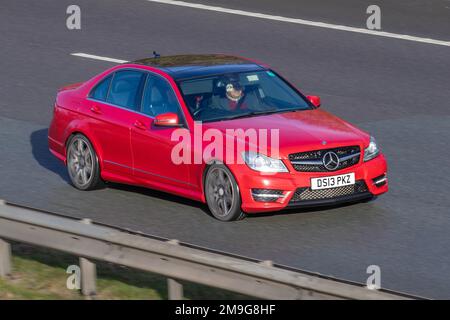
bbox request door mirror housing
[306,95,321,108]
[153,112,181,127]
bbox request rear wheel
[205,164,245,221]
[66,134,102,190]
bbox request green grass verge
[0,243,252,300]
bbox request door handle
[90,105,102,114]
[133,120,147,130]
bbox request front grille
[290,180,368,203]
[289,146,360,172]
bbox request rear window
[89,75,112,101]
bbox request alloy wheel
[206,167,236,218]
[67,137,94,188]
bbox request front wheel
[204,164,245,221]
[66,134,102,191]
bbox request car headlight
[241,151,288,173]
[364,136,380,162]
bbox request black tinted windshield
[177,70,312,122]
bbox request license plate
[311,173,355,190]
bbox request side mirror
[306,95,321,108]
[153,112,181,127]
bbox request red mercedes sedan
[49,54,388,221]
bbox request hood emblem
[321,140,327,145]
[323,151,340,171]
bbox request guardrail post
[80,257,97,296]
[0,238,12,278]
[79,219,96,296]
[168,278,184,300]
[166,239,183,300]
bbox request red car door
[86,70,147,176]
[130,73,192,193]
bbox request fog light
[251,189,284,202]
[372,174,387,187]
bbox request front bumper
[232,153,388,213]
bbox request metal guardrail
[0,200,413,300]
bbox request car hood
[202,109,370,159]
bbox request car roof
[131,54,267,80]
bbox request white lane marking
[147,0,450,47]
[71,53,127,63]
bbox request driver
[225,80,244,108]
[210,75,248,111]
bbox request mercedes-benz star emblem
[323,151,340,171]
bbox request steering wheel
[193,106,205,117]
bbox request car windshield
[177,70,313,122]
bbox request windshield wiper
[230,108,301,119]
[220,109,286,121]
[202,108,301,123]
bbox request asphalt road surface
[1,0,450,298]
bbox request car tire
[66,134,103,191]
[204,164,245,221]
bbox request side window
[141,74,182,118]
[89,75,112,101]
[107,70,146,111]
